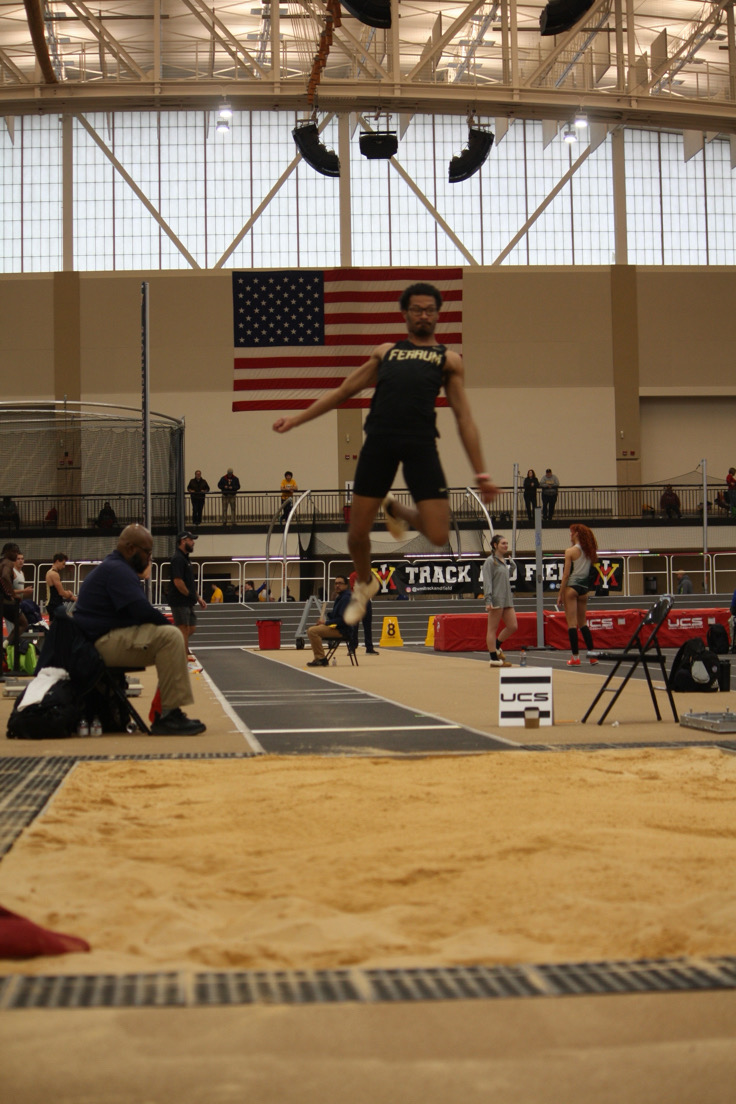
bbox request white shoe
[489,658,505,667]
[382,495,409,540]
[187,656,203,673]
[344,576,380,625]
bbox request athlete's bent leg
[415,498,451,547]
[347,495,383,582]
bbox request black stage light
[359,131,398,159]
[539,0,595,36]
[340,0,391,29]
[448,127,494,183]
[292,122,340,177]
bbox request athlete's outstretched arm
[272,349,384,434]
[444,353,498,504]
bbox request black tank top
[364,340,447,438]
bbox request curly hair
[399,283,443,311]
[570,524,597,563]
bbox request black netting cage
[0,401,184,531]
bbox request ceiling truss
[0,1,735,136]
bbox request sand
[1,746,735,975]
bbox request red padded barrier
[543,609,644,650]
[433,612,538,652]
[641,607,731,648]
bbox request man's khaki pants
[222,495,236,525]
[93,623,193,712]
[307,622,343,660]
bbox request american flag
[232,267,463,411]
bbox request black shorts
[353,435,449,502]
[170,605,197,626]
[568,583,590,596]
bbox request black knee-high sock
[568,627,579,655]
[580,625,594,651]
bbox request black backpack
[667,637,720,692]
[706,623,730,655]
[7,677,80,740]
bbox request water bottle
[331,655,337,666]
[77,718,89,737]
[520,648,527,667]
[90,716,103,737]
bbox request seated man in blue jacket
[73,524,205,736]
[306,574,351,667]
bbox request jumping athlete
[273,282,498,625]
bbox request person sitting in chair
[73,524,205,736]
[306,575,351,667]
[96,501,118,529]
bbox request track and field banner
[232,267,462,411]
[512,556,625,596]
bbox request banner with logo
[370,555,625,598]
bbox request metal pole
[141,282,152,600]
[702,457,709,592]
[534,506,544,647]
[511,462,519,557]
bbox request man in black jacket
[187,470,210,527]
[306,575,351,667]
[217,468,240,526]
[168,531,207,664]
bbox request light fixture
[562,125,577,144]
[359,130,398,159]
[448,125,494,183]
[539,0,595,36]
[574,111,588,128]
[340,0,391,28]
[218,99,233,120]
[292,121,340,177]
[216,117,230,135]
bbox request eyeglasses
[406,306,438,317]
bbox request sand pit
[1,747,735,975]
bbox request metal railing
[1,484,734,534]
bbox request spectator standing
[12,553,33,600]
[306,575,352,666]
[218,468,240,527]
[1,542,27,646]
[540,469,560,521]
[660,485,682,520]
[727,467,736,513]
[242,580,266,603]
[676,570,694,595]
[0,496,20,532]
[523,469,540,523]
[96,501,117,529]
[280,471,298,522]
[167,531,207,665]
[73,524,205,736]
[187,470,210,527]
[44,506,58,527]
[45,553,76,620]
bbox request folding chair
[582,596,679,725]
[324,629,359,667]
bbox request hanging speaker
[340,0,391,29]
[359,131,398,159]
[292,122,340,177]
[448,127,494,183]
[539,0,595,36]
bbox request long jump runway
[200,648,512,755]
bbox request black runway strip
[198,648,514,755]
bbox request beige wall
[1,266,734,490]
